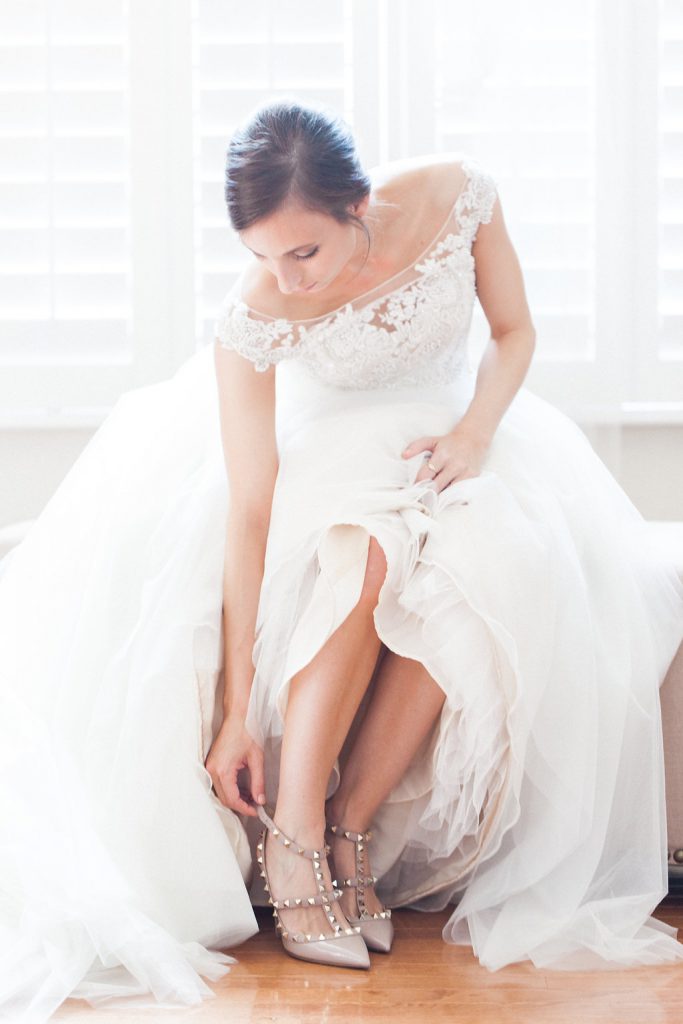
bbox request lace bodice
[214,157,497,390]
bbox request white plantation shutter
[1,1,680,423]
[431,0,603,414]
[651,0,683,405]
[0,0,195,423]
[0,0,131,418]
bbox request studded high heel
[326,819,394,952]
[255,804,370,969]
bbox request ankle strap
[327,821,372,843]
[256,804,331,860]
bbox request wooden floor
[55,899,683,1024]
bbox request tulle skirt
[1,340,682,1022]
[246,354,683,971]
[0,343,256,1022]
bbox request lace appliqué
[214,159,498,389]
[215,305,299,372]
[452,162,497,244]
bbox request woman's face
[239,195,371,296]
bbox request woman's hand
[402,425,490,493]
[205,715,265,817]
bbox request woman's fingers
[205,725,266,816]
[402,435,436,458]
[209,761,258,816]
[414,452,436,483]
[209,771,228,808]
[224,767,259,816]
[247,746,266,807]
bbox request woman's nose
[275,268,304,294]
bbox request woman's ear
[352,193,371,218]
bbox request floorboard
[53,897,683,1023]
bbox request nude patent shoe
[326,820,394,953]
[255,804,370,970]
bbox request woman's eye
[296,248,318,261]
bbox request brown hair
[224,97,387,267]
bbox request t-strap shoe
[255,804,370,969]
[326,819,394,953]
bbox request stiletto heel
[255,804,370,970]
[326,820,395,953]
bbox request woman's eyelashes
[252,246,319,261]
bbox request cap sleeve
[213,289,298,372]
[457,158,499,244]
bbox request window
[1,0,680,425]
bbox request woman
[210,99,683,970]
[0,97,682,1018]
[207,98,683,972]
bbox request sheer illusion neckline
[236,160,476,326]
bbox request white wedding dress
[1,157,683,1022]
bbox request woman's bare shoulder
[238,261,273,318]
[370,153,469,209]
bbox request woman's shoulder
[369,153,469,209]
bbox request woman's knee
[359,535,388,607]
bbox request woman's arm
[213,341,279,718]
[221,509,270,718]
[456,190,536,445]
[404,188,536,487]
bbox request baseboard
[668,868,683,897]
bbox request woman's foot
[325,798,387,921]
[325,823,385,921]
[324,797,394,953]
[261,809,357,941]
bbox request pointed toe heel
[326,820,395,953]
[355,915,394,953]
[282,930,370,969]
[256,804,371,971]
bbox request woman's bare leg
[265,536,388,938]
[325,649,447,917]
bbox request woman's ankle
[325,791,372,833]
[272,803,326,850]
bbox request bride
[1,96,683,1018]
